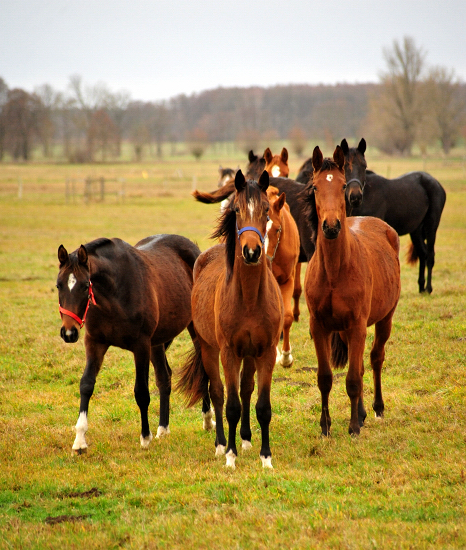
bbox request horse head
[312,145,346,240]
[217,166,238,188]
[264,147,289,178]
[246,150,266,180]
[340,138,367,210]
[233,169,270,265]
[264,186,286,262]
[56,244,95,343]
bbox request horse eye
[343,184,347,190]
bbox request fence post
[84,177,92,203]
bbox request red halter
[59,281,97,329]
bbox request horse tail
[406,242,418,265]
[192,180,235,204]
[175,336,208,408]
[331,332,348,369]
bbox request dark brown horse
[56,234,209,453]
[177,170,284,469]
[304,146,400,436]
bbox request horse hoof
[225,450,236,469]
[349,426,360,436]
[73,447,87,455]
[279,350,293,368]
[241,439,252,451]
[140,432,153,448]
[202,410,216,431]
[215,444,226,456]
[156,426,170,439]
[260,455,273,469]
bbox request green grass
[0,150,465,549]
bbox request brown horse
[265,186,300,367]
[303,146,400,436]
[56,234,209,453]
[177,170,284,469]
[264,147,290,178]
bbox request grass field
[0,146,465,549]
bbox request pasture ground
[0,146,465,549]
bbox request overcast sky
[2,0,465,102]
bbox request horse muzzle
[348,190,363,208]
[60,325,79,343]
[322,219,341,239]
[242,244,262,264]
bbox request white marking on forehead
[68,273,77,291]
[271,165,281,177]
[248,198,256,220]
[326,174,333,181]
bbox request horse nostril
[60,325,79,343]
[243,244,262,264]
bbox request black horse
[56,234,213,453]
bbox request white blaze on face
[248,198,256,220]
[271,165,281,177]
[68,273,77,291]
[326,174,333,182]
[264,218,273,253]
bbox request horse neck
[315,215,352,278]
[230,242,269,303]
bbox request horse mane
[211,180,264,281]
[84,237,114,256]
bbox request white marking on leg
[155,425,170,438]
[275,346,281,364]
[271,165,281,177]
[241,439,252,451]
[202,409,216,431]
[140,431,153,448]
[215,444,226,456]
[68,273,77,291]
[279,349,293,368]
[225,449,236,469]
[72,411,88,451]
[261,455,273,469]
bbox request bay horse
[303,145,400,436]
[264,147,290,178]
[56,234,210,453]
[177,170,284,469]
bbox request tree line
[0,37,464,162]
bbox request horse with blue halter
[56,234,211,453]
[177,170,284,469]
[303,146,400,436]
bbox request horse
[245,150,266,179]
[56,234,211,453]
[176,170,284,469]
[349,169,446,294]
[217,165,238,212]
[265,186,300,367]
[264,147,290,178]
[303,145,400,436]
[193,139,368,320]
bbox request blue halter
[236,219,268,248]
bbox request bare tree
[288,125,307,157]
[0,78,8,160]
[187,128,208,160]
[34,83,62,158]
[3,88,41,160]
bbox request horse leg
[199,337,226,455]
[133,343,153,448]
[151,344,171,438]
[220,347,242,469]
[310,322,333,436]
[340,331,366,428]
[292,262,302,321]
[278,277,295,368]
[255,348,276,468]
[410,227,427,293]
[187,322,214,430]
[371,312,395,418]
[72,337,108,453]
[345,325,366,435]
[239,356,256,450]
[423,214,440,294]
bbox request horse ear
[264,148,273,163]
[258,170,269,193]
[276,192,286,211]
[312,146,323,172]
[234,169,246,192]
[77,245,89,266]
[340,139,349,155]
[358,138,366,155]
[281,148,288,163]
[58,245,69,266]
[333,145,345,171]
[248,150,257,163]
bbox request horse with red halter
[303,146,400,436]
[264,147,290,178]
[56,234,210,453]
[265,186,300,367]
[177,170,284,469]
